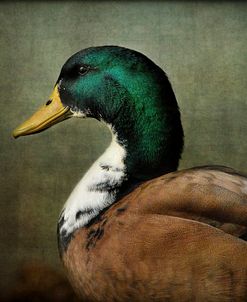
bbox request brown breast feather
[62,166,247,301]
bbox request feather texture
[62,166,247,301]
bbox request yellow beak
[12,85,72,138]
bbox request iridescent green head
[13,46,184,180]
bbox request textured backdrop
[0,0,246,291]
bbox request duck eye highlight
[78,65,89,76]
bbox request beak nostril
[46,100,52,106]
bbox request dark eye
[78,65,89,76]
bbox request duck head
[13,46,184,180]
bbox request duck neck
[58,126,127,251]
[58,77,184,250]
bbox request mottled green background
[0,0,246,291]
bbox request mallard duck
[13,46,247,301]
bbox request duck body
[64,213,247,302]
[13,46,247,301]
[62,166,247,301]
